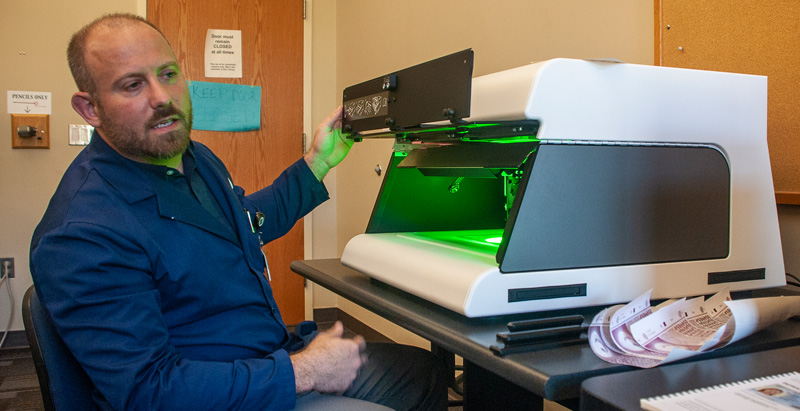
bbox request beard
[97,102,193,161]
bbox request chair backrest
[22,285,96,411]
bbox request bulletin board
[656,0,800,204]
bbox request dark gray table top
[580,345,800,411]
[291,258,800,402]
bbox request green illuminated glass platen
[409,229,504,255]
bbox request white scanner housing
[341,57,784,317]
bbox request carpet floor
[0,347,43,411]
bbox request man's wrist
[303,153,329,182]
[290,351,315,393]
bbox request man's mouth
[152,118,177,130]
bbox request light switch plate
[69,124,94,146]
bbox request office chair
[22,285,95,411]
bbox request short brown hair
[67,13,168,96]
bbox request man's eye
[124,81,143,91]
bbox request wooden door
[148,0,306,323]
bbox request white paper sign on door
[204,29,243,78]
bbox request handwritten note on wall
[188,81,261,132]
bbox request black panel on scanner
[497,143,731,273]
[343,49,474,134]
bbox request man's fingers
[323,320,344,337]
[320,106,344,129]
[353,335,366,352]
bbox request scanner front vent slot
[508,284,587,303]
[708,268,766,284]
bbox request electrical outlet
[1,258,14,279]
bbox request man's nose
[149,81,172,108]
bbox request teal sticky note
[188,81,261,132]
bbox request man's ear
[71,92,102,128]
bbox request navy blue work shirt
[30,131,329,410]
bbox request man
[30,13,447,410]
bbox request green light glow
[410,229,504,254]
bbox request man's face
[84,22,192,162]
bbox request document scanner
[340,50,785,317]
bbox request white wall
[307,0,341,311]
[0,0,142,335]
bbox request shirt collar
[133,143,196,180]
